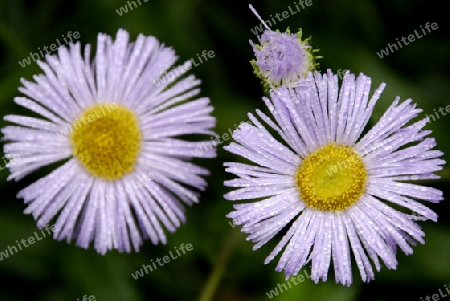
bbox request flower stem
[198,229,240,301]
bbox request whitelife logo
[57,102,118,137]
[250,0,313,35]
[376,22,438,58]
[18,31,81,68]
[131,243,193,280]
[0,224,57,261]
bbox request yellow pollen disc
[70,103,141,180]
[295,143,368,211]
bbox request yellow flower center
[70,103,141,180]
[295,143,367,211]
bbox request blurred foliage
[0,0,449,300]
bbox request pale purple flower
[224,70,444,286]
[2,29,216,254]
[250,29,317,89]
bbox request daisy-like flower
[249,5,319,90]
[224,70,445,286]
[2,29,216,254]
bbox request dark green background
[1,0,449,300]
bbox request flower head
[2,29,216,254]
[224,70,445,286]
[250,29,318,90]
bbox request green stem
[198,230,240,301]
